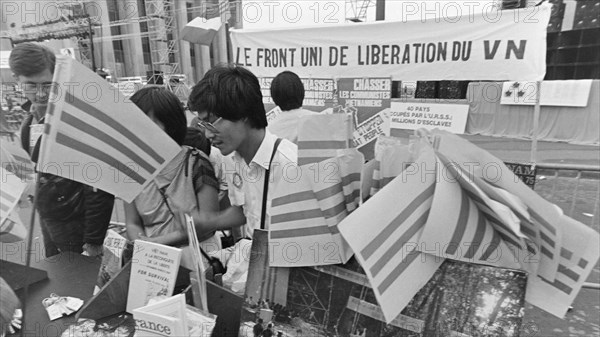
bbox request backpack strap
[260,138,283,230]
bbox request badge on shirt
[233,172,243,189]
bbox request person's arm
[124,200,145,242]
[82,186,115,256]
[192,204,246,236]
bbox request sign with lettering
[126,241,182,313]
[389,102,469,134]
[338,77,391,161]
[259,76,335,112]
[504,162,537,189]
[231,4,551,80]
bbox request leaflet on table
[94,229,128,294]
[126,240,182,313]
[132,294,217,337]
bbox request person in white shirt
[187,65,298,239]
[267,71,317,144]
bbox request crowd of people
[1,41,319,334]
[6,41,317,257]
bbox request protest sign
[338,77,392,160]
[259,76,335,112]
[389,102,469,134]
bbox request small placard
[504,162,537,189]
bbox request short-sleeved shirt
[134,146,218,238]
[226,131,297,239]
[267,108,318,144]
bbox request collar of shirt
[233,130,296,170]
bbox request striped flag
[526,214,600,318]
[434,152,540,274]
[269,149,363,266]
[370,136,412,197]
[432,129,562,280]
[0,211,27,243]
[297,114,353,166]
[417,155,522,270]
[38,56,181,202]
[1,141,35,182]
[0,166,27,224]
[338,146,443,323]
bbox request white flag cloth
[297,114,353,166]
[0,211,27,243]
[1,140,35,182]
[269,148,363,266]
[38,56,181,202]
[339,129,599,322]
[432,129,598,318]
[338,146,443,323]
[0,166,27,224]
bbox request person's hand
[82,243,103,257]
[7,309,22,335]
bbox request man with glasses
[187,64,298,240]
[9,43,114,257]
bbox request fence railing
[535,163,600,229]
[534,163,600,290]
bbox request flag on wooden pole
[297,114,353,166]
[37,56,181,202]
[269,149,363,266]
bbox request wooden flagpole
[530,80,542,166]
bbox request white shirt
[226,131,297,238]
[267,108,318,144]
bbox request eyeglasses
[197,117,222,133]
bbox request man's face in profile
[15,68,53,117]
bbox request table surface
[8,252,101,337]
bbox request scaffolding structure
[346,0,376,22]
[144,0,179,84]
[0,1,99,70]
[287,268,333,328]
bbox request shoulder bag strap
[260,138,283,230]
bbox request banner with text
[231,4,551,81]
[338,78,392,161]
[389,102,469,135]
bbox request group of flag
[2,55,597,326]
[338,130,599,322]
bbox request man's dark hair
[130,86,187,145]
[270,71,304,111]
[9,42,56,76]
[188,64,267,129]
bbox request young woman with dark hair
[125,87,221,255]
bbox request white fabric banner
[231,4,551,81]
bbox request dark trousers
[39,216,84,257]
